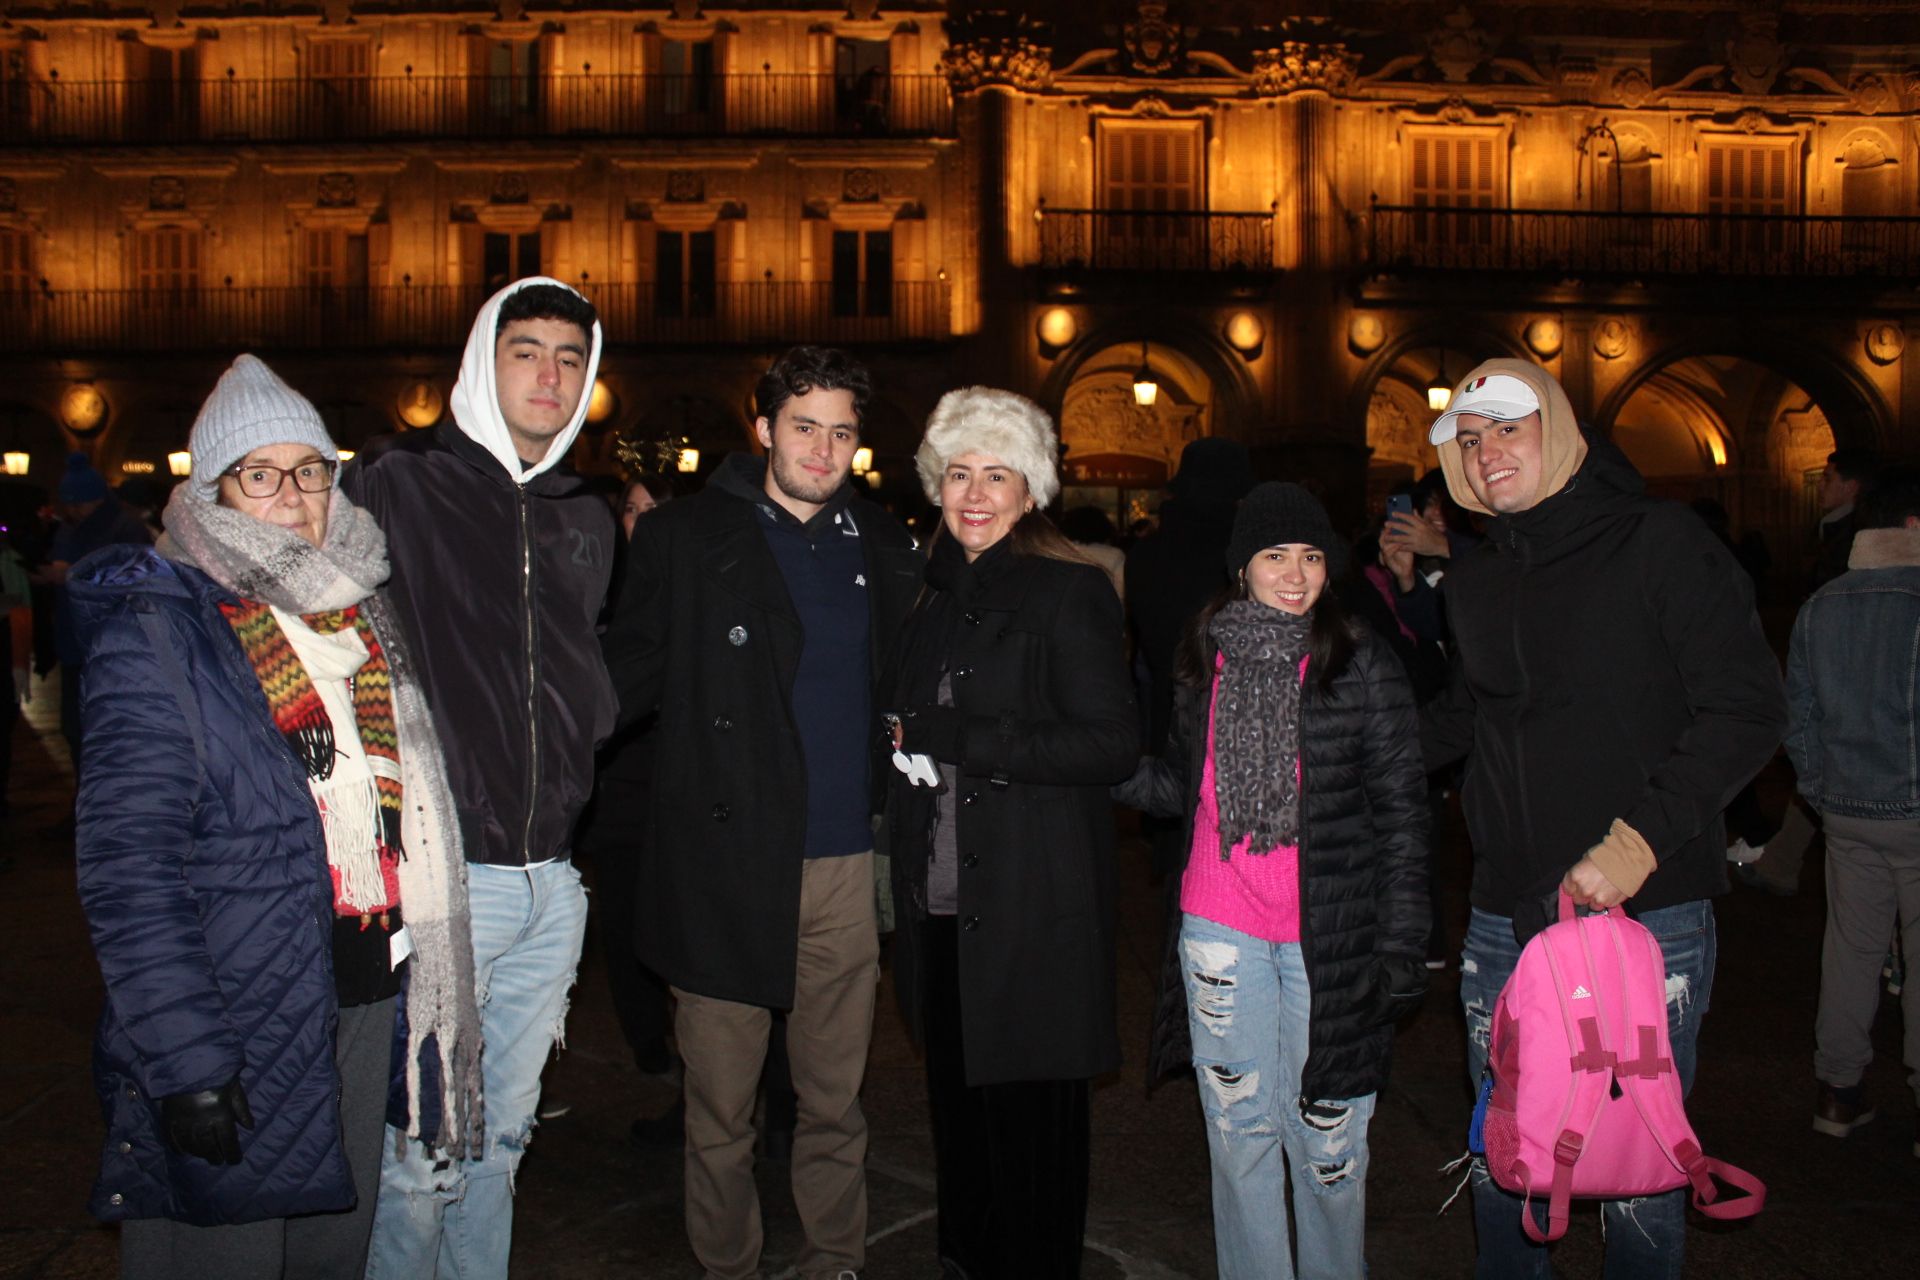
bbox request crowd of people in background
[1,275,1912,1280]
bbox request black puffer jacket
[1126,626,1429,1101]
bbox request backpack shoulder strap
[1520,924,1617,1245]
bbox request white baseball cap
[1428,373,1542,444]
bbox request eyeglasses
[224,459,337,499]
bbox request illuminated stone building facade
[2,1,1917,570]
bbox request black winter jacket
[601,457,922,1008]
[885,540,1139,1086]
[341,424,617,866]
[1128,626,1429,1101]
[1421,439,1786,935]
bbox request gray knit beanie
[189,354,338,501]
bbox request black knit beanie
[1225,482,1348,580]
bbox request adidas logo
[1570,985,1592,1000]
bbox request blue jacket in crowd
[70,545,353,1226]
[1786,527,1920,821]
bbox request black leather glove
[159,1077,255,1166]
[1368,953,1430,1028]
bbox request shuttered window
[133,227,200,294]
[1408,132,1501,250]
[656,229,717,319]
[0,227,30,293]
[1702,139,1797,264]
[1095,120,1204,267]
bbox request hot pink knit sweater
[1179,660,1306,944]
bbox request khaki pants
[675,852,879,1280]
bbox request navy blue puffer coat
[71,545,352,1226]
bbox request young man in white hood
[344,278,617,1278]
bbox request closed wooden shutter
[1409,134,1497,211]
[1703,141,1792,216]
[1100,122,1200,212]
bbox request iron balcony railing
[1035,207,1276,272]
[1367,204,1920,279]
[0,73,954,146]
[0,280,952,354]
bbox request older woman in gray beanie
[68,355,479,1280]
[879,386,1139,1278]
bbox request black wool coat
[885,544,1140,1087]
[600,464,922,1009]
[1127,627,1430,1102]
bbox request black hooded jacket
[1421,436,1786,935]
[342,424,617,866]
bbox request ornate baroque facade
[2,1,1916,562]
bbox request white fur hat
[915,386,1060,509]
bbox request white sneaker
[1726,838,1763,865]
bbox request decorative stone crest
[0,177,15,213]
[1124,2,1185,76]
[1849,73,1893,115]
[940,14,1052,94]
[1346,313,1385,355]
[1251,41,1361,98]
[1428,6,1492,84]
[1865,323,1904,366]
[1732,107,1771,134]
[664,170,704,203]
[1525,317,1564,360]
[1724,15,1788,97]
[842,168,880,203]
[316,172,357,208]
[491,172,530,205]
[148,176,187,211]
[1592,317,1631,361]
[1611,66,1652,109]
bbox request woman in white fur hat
[67,355,478,1280]
[880,386,1139,1277]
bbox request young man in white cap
[601,346,921,1280]
[344,278,615,1278]
[1419,358,1785,1276]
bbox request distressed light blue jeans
[364,859,588,1280]
[1181,914,1376,1280]
[1461,899,1715,1280]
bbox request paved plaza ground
[4,678,1916,1278]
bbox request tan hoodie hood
[448,276,604,485]
[1433,358,1587,516]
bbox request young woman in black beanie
[1119,481,1430,1279]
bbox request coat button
[711,803,730,822]
[962,915,980,931]
[963,611,981,626]
[109,1193,124,1206]
[962,791,978,806]
[728,625,748,647]
[713,715,733,731]
[953,666,974,680]
[118,1141,133,1154]
[125,1086,138,1101]
[962,853,979,869]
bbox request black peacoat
[600,459,922,1009]
[884,541,1140,1087]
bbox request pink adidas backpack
[1480,892,1765,1242]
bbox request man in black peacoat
[600,349,921,1279]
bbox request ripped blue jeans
[1181,914,1375,1280]
[1461,900,1715,1280]
[365,860,588,1280]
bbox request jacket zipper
[519,486,539,862]
[1294,694,1314,1106]
[1508,526,1539,858]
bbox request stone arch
[1345,318,1532,447]
[1591,325,1890,452]
[1037,311,1260,442]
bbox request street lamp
[1132,341,1160,407]
[167,451,192,477]
[852,447,874,475]
[676,448,700,474]
[3,452,28,477]
[1426,351,1453,412]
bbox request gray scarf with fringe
[161,484,486,1159]
[1207,599,1311,859]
